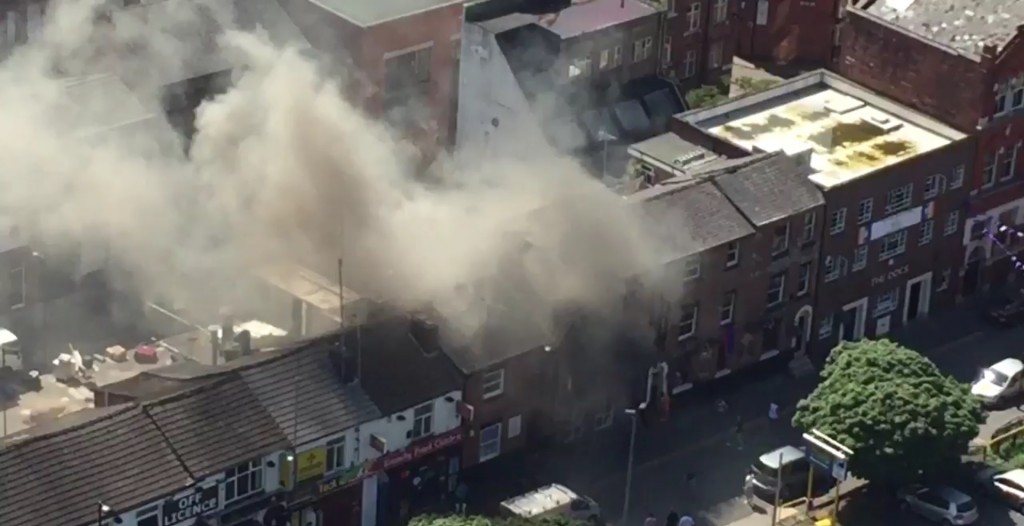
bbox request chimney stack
[329,333,359,384]
[221,315,235,346]
[235,330,252,356]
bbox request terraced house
[672,69,972,360]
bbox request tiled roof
[239,344,382,446]
[354,315,465,413]
[0,405,192,526]
[633,181,755,262]
[713,153,824,225]
[143,374,290,478]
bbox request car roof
[996,469,1024,486]
[758,445,806,468]
[990,358,1024,376]
[931,486,973,504]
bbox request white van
[0,328,21,372]
[500,484,602,524]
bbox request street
[533,306,1024,526]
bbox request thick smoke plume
[1,0,670,344]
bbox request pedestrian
[768,402,779,429]
[743,471,756,508]
[666,511,679,526]
[715,398,729,413]
[677,514,695,526]
[685,472,697,489]
[454,480,468,515]
[644,512,658,526]
[734,416,744,450]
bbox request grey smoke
[0,0,672,344]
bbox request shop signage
[162,486,219,526]
[318,461,369,496]
[296,448,327,482]
[371,428,464,472]
[370,433,387,454]
[871,264,909,286]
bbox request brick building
[627,149,823,390]
[672,70,970,358]
[732,0,843,66]
[836,1,1024,297]
[662,0,735,88]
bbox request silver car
[899,485,979,525]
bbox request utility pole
[336,258,344,330]
[621,403,645,526]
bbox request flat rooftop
[311,0,463,27]
[679,70,965,189]
[857,0,1024,55]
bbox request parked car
[991,415,1024,440]
[500,484,602,524]
[985,469,1024,512]
[899,485,979,525]
[746,445,831,503]
[971,358,1024,407]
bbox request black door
[964,260,982,297]
[906,281,923,322]
[839,308,857,341]
[795,316,807,353]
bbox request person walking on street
[454,481,468,515]
[768,402,779,430]
[677,514,695,526]
[734,416,744,450]
[666,511,679,526]
[743,470,756,508]
[644,512,658,526]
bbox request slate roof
[0,405,192,526]
[143,373,290,477]
[713,153,824,226]
[239,344,382,446]
[859,0,1024,55]
[311,0,464,27]
[352,315,466,413]
[631,181,755,262]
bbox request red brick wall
[834,10,985,133]
[664,0,734,89]
[735,0,838,65]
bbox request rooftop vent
[824,96,865,115]
[861,113,903,133]
[672,150,710,169]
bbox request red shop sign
[370,428,464,473]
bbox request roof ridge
[0,403,139,453]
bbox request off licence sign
[162,486,219,525]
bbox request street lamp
[97,501,111,526]
[598,129,617,180]
[621,402,647,526]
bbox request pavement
[471,297,1024,526]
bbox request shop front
[372,428,464,526]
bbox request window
[687,2,701,31]
[26,3,41,40]
[384,47,432,97]
[720,292,735,324]
[479,423,502,462]
[874,289,899,317]
[224,460,264,503]
[801,212,815,243]
[766,272,785,307]
[797,262,811,295]
[662,36,672,66]
[996,87,1009,114]
[682,50,697,78]
[725,241,740,267]
[829,208,847,234]
[678,303,698,340]
[411,401,434,439]
[852,245,868,271]
[984,153,997,187]
[714,0,728,22]
[945,210,961,235]
[919,219,934,245]
[326,437,346,472]
[507,415,522,438]
[824,256,847,282]
[135,505,159,526]
[950,164,965,189]
[818,314,833,339]
[970,217,990,241]
[682,255,700,280]
[1001,147,1015,181]
[482,369,505,399]
[667,0,676,16]
[8,267,24,309]
[878,230,908,260]
[708,41,723,69]
[924,174,944,199]
[569,58,592,78]
[633,37,653,61]
[1014,85,1024,109]
[885,183,913,214]
[600,49,610,69]
[771,223,790,255]
[856,198,873,225]
[612,45,622,66]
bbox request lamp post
[97,501,111,526]
[621,402,646,526]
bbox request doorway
[903,273,932,324]
[963,246,985,297]
[793,306,813,356]
[838,298,867,342]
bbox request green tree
[685,85,729,109]
[731,76,779,94]
[792,339,983,487]
[409,515,582,526]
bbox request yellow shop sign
[297,448,327,482]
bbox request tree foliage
[731,76,779,94]
[685,85,729,109]
[792,339,983,487]
[409,515,582,526]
